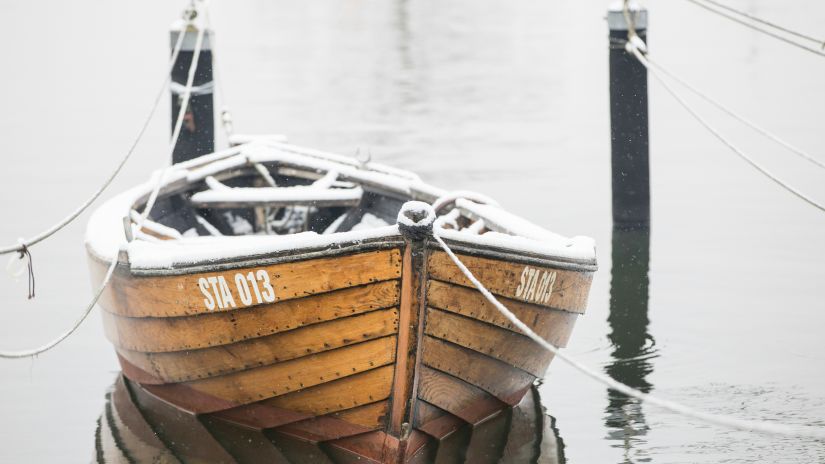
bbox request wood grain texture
[181,336,397,406]
[416,365,505,425]
[103,280,400,352]
[427,251,592,313]
[117,308,399,383]
[427,279,578,347]
[263,365,394,416]
[425,308,553,377]
[421,336,535,406]
[100,248,402,318]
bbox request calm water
[1,1,824,462]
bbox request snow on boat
[85,137,596,463]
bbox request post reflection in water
[605,228,656,458]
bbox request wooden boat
[86,138,596,463]
[95,374,565,463]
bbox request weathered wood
[332,400,389,429]
[277,401,389,442]
[421,336,535,406]
[180,336,398,406]
[416,403,466,441]
[425,308,553,377]
[428,251,592,313]
[100,248,402,318]
[264,365,394,416]
[416,365,505,425]
[427,279,578,346]
[323,431,398,464]
[414,399,450,430]
[389,241,426,436]
[103,280,400,352]
[117,308,399,383]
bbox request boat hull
[89,237,593,463]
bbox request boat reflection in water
[604,228,657,460]
[95,375,566,463]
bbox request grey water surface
[1,1,824,462]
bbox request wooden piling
[170,17,215,164]
[608,4,650,230]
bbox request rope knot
[17,243,35,300]
[397,201,435,241]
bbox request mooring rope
[640,55,825,171]
[201,0,234,137]
[0,6,208,359]
[0,15,191,259]
[137,14,207,226]
[683,0,825,58]
[625,42,825,214]
[691,0,825,47]
[430,231,825,440]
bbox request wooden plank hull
[89,239,592,463]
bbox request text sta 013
[198,270,276,310]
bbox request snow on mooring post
[608,2,649,230]
[170,13,214,164]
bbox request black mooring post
[170,20,214,164]
[608,5,649,230]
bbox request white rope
[684,0,825,58]
[626,44,825,214]
[641,55,825,171]
[0,258,117,359]
[0,6,208,359]
[137,16,207,227]
[431,231,825,440]
[690,0,825,47]
[169,80,214,96]
[201,0,234,136]
[0,17,191,257]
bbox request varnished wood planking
[331,400,389,429]
[103,280,400,352]
[323,431,399,464]
[181,336,398,406]
[101,248,402,318]
[263,365,394,416]
[427,280,578,347]
[425,308,553,377]
[277,401,390,443]
[390,242,427,435]
[416,365,506,425]
[428,251,592,313]
[421,336,535,406]
[117,308,399,383]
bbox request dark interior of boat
[145,164,409,238]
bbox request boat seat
[189,185,363,208]
[189,171,363,209]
